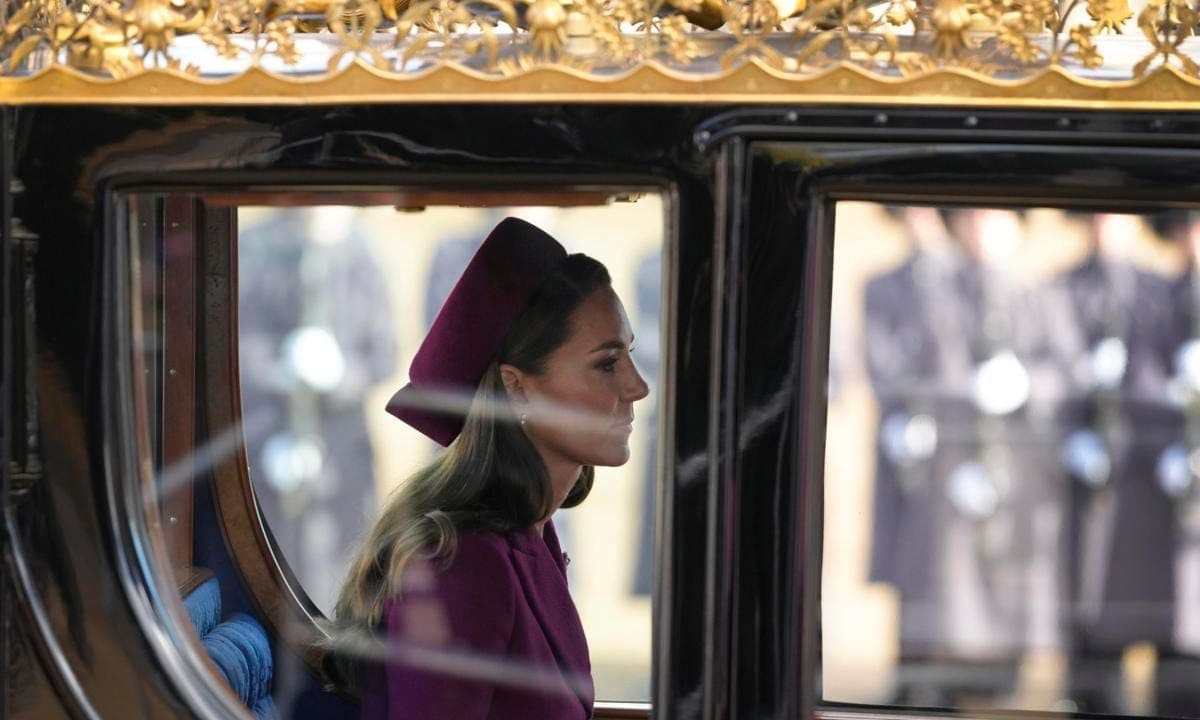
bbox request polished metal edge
[595,700,654,717]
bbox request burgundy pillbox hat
[386,217,567,445]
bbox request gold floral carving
[1134,0,1198,75]
[0,0,1199,103]
[199,0,300,66]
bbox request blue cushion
[203,612,274,711]
[251,695,278,720]
[204,629,250,698]
[182,577,222,639]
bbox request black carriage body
[5,104,1200,720]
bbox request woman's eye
[598,358,618,373]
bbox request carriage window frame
[753,140,1200,720]
[114,177,675,719]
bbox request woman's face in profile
[519,286,650,468]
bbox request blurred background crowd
[825,203,1200,716]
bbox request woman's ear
[498,364,527,403]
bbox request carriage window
[237,201,661,702]
[825,203,1200,716]
[132,191,662,710]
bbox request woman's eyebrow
[589,335,635,353]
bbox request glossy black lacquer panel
[2,103,8,720]
[714,142,830,720]
[5,105,723,720]
[3,104,73,719]
[1,103,10,719]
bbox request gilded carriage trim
[5,0,1200,98]
[4,58,1200,105]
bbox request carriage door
[723,115,1200,720]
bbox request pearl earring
[519,412,529,427]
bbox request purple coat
[361,520,594,720]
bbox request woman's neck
[533,455,582,537]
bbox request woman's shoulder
[410,529,519,589]
[441,525,516,571]
[386,530,520,639]
[454,527,514,554]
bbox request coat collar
[507,519,594,714]
[508,520,568,576]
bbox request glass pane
[825,203,1200,715]
[237,200,663,702]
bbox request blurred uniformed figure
[1161,210,1200,715]
[425,230,485,326]
[1047,211,1200,716]
[1045,213,1169,713]
[239,207,397,613]
[866,207,1062,706]
[1130,211,1200,716]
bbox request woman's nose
[625,364,650,402]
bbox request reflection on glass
[237,200,663,703]
[238,207,398,616]
[825,203,1200,716]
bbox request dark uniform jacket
[1048,255,1182,651]
[865,251,1060,659]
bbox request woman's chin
[585,442,632,468]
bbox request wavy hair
[326,253,611,689]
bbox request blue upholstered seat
[183,577,222,638]
[183,576,276,720]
